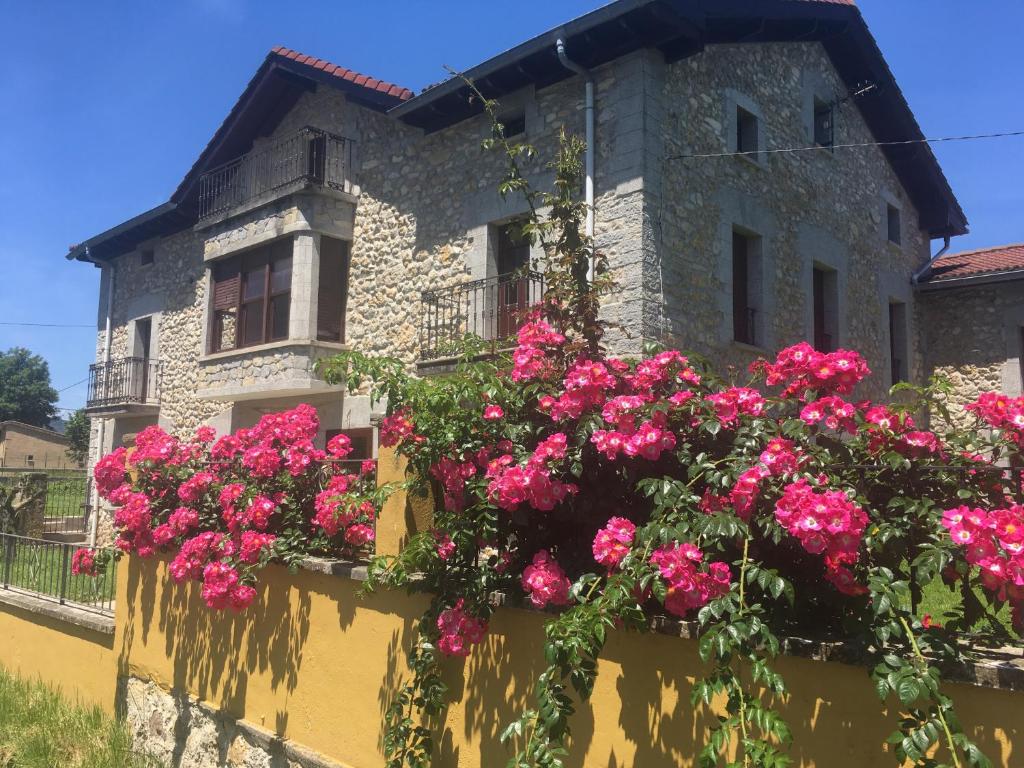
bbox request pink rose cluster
[521,550,572,608]
[705,387,765,427]
[379,408,416,448]
[774,479,868,595]
[312,472,377,546]
[592,516,636,569]
[486,434,578,512]
[753,342,869,399]
[649,542,731,617]
[71,548,97,577]
[437,598,489,657]
[510,315,566,383]
[967,392,1024,448]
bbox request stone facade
[920,280,1024,429]
[86,40,942,519]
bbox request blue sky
[1,0,1020,413]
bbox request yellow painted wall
[114,556,1021,768]
[0,600,117,712]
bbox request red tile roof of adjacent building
[270,46,414,101]
[928,244,1024,283]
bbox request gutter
[555,38,596,281]
[910,235,951,286]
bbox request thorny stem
[898,616,962,768]
[736,535,752,768]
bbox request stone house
[0,421,78,470]
[67,0,966,533]
[918,244,1024,426]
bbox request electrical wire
[0,322,94,328]
[668,129,1024,161]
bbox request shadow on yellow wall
[114,556,1020,768]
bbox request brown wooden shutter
[212,261,240,310]
[317,237,349,343]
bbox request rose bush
[92,404,384,610]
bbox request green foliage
[63,408,90,466]
[0,347,58,427]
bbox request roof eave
[917,269,1024,292]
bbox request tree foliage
[64,409,90,466]
[0,347,58,427]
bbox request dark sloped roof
[920,244,1024,288]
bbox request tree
[64,408,90,466]
[0,347,59,427]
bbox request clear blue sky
[1,0,1021,413]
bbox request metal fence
[420,271,546,361]
[197,126,353,220]
[0,470,90,537]
[0,533,116,616]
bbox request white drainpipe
[89,251,114,546]
[556,38,595,281]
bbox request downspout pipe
[556,38,595,282]
[911,235,951,286]
[89,247,114,546]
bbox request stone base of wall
[122,677,343,768]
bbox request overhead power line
[55,377,89,393]
[668,129,1024,161]
[0,322,94,329]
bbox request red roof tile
[269,45,414,101]
[928,244,1024,283]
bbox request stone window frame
[715,190,777,351]
[724,88,766,167]
[1000,304,1024,397]
[881,189,903,248]
[801,71,837,153]
[477,84,540,143]
[797,225,849,349]
[878,269,914,389]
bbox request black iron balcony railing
[197,126,353,220]
[86,357,162,410]
[420,271,546,361]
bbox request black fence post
[1,534,10,589]
[58,542,70,605]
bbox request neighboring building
[67,0,965,504]
[0,421,79,470]
[919,244,1024,426]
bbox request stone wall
[656,42,930,399]
[920,280,1024,429]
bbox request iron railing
[198,126,353,220]
[0,534,116,616]
[420,271,546,361]
[86,357,162,410]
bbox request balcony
[85,357,162,414]
[197,127,353,222]
[419,271,545,365]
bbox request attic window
[735,106,759,155]
[887,204,902,245]
[502,112,526,138]
[140,249,155,267]
[813,99,833,148]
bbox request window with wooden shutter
[317,236,350,343]
[208,237,292,353]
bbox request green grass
[0,668,159,768]
[919,577,1014,636]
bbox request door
[134,317,152,402]
[495,223,530,340]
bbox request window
[317,236,350,343]
[139,249,154,267]
[813,98,833,148]
[887,204,902,245]
[736,105,759,155]
[732,231,760,345]
[502,111,526,138]
[812,266,838,352]
[209,238,292,353]
[888,301,908,386]
[325,428,374,463]
[25,455,34,468]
